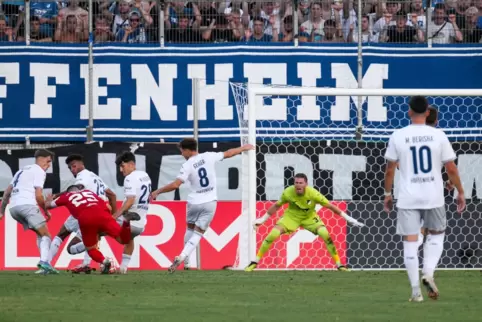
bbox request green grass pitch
[0,270,480,322]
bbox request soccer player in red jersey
[47,184,140,274]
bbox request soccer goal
[229,83,482,271]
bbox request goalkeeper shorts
[277,214,325,234]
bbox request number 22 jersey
[123,170,152,229]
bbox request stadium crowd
[0,0,481,43]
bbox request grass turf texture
[0,271,480,322]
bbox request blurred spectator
[249,1,284,36]
[17,16,52,42]
[58,0,88,33]
[455,0,471,29]
[94,16,114,43]
[348,15,379,43]
[242,16,276,41]
[463,7,482,42]
[381,12,424,42]
[320,19,343,42]
[116,12,147,43]
[428,3,463,43]
[408,0,426,28]
[278,15,294,42]
[476,0,482,27]
[0,16,13,41]
[299,1,325,42]
[54,14,87,42]
[202,14,239,42]
[166,13,201,42]
[165,1,201,30]
[373,0,401,34]
[30,1,58,36]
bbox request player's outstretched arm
[444,161,466,213]
[105,188,117,214]
[253,203,281,229]
[223,144,255,159]
[318,203,365,228]
[151,179,183,200]
[0,184,13,219]
[114,196,136,219]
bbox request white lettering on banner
[156,155,190,201]
[0,159,13,190]
[131,64,177,121]
[5,209,38,267]
[318,154,367,200]
[297,63,322,121]
[244,63,287,121]
[331,63,389,122]
[204,213,244,251]
[0,63,20,119]
[264,154,314,200]
[455,154,482,199]
[30,63,70,118]
[188,64,233,121]
[287,230,317,266]
[80,64,121,120]
[130,204,176,268]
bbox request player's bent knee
[266,228,282,242]
[194,226,205,234]
[35,225,51,238]
[187,223,195,230]
[427,230,444,235]
[273,225,286,235]
[403,234,419,242]
[57,226,70,240]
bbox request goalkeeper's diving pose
[245,173,364,272]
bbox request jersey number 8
[198,167,209,188]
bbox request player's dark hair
[409,96,429,114]
[426,106,438,126]
[34,149,54,159]
[65,154,84,164]
[115,151,136,166]
[294,173,308,182]
[66,184,83,192]
[178,138,198,151]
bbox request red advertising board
[0,201,346,270]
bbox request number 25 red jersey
[54,190,109,219]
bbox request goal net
[230,83,482,271]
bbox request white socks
[69,242,85,255]
[120,254,131,272]
[180,231,203,260]
[82,252,92,267]
[417,231,424,248]
[423,233,445,279]
[47,236,63,263]
[36,236,42,252]
[403,241,420,295]
[39,236,51,263]
[184,229,194,265]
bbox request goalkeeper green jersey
[275,186,329,221]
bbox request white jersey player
[151,138,254,273]
[46,154,117,274]
[0,149,58,274]
[383,96,465,302]
[115,151,152,274]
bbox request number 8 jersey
[123,170,152,229]
[177,152,224,204]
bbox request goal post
[230,82,482,271]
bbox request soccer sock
[317,226,342,266]
[184,228,194,264]
[417,231,424,248]
[120,254,131,271]
[256,229,281,262]
[48,236,63,263]
[422,233,445,279]
[180,231,203,260]
[36,236,42,252]
[69,242,85,255]
[403,241,421,294]
[82,252,92,267]
[39,236,51,263]
[120,221,132,244]
[87,248,105,264]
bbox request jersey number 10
[410,145,432,174]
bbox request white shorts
[116,217,144,238]
[186,201,217,231]
[64,215,80,233]
[9,205,45,231]
[396,206,447,236]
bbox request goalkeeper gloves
[253,213,271,229]
[340,212,365,228]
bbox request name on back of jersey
[193,159,205,169]
[405,135,434,144]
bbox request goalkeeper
[245,173,364,272]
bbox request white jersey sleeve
[384,135,399,162]
[9,164,46,207]
[123,170,152,229]
[182,152,224,204]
